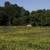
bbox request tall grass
[0,26,50,50]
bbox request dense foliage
[0,1,50,26]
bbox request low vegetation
[0,26,50,50]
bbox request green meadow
[0,26,50,50]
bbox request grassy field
[0,26,50,50]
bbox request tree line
[0,1,50,26]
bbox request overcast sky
[0,0,50,11]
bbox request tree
[5,1,11,7]
[0,11,9,25]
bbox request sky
[0,0,50,11]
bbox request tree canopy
[0,1,50,26]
